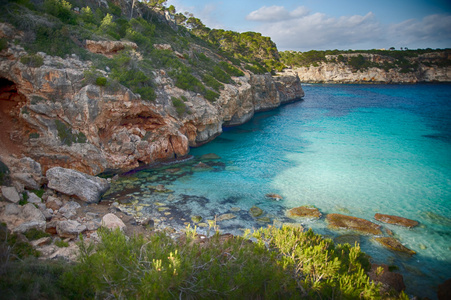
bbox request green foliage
[19,192,28,205]
[202,74,223,91]
[109,51,156,101]
[23,229,51,241]
[43,0,76,24]
[0,38,7,51]
[95,76,107,86]
[54,119,87,146]
[0,257,68,299]
[245,62,267,74]
[212,65,232,83]
[0,224,40,260]
[0,160,10,186]
[172,97,186,116]
[30,188,45,198]
[205,90,219,102]
[219,61,244,77]
[280,48,450,74]
[55,240,69,247]
[62,228,298,299]
[253,226,380,299]
[20,54,44,68]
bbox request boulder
[22,203,45,222]
[101,213,126,231]
[59,201,81,218]
[46,167,110,203]
[46,196,63,211]
[326,213,382,235]
[374,237,416,255]
[1,186,20,203]
[56,220,87,238]
[13,220,46,233]
[368,263,405,293]
[374,213,418,228]
[11,173,40,190]
[4,203,21,216]
[287,206,322,219]
[26,191,42,204]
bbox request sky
[165,0,451,52]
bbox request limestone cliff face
[288,52,451,83]
[0,28,304,175]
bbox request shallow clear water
[105,84,451,298]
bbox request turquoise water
[106,84,451,298]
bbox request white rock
[1,186,20,203]
[56,220,87,238]
[102,213,126,231]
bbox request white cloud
[246,5,451,51]
[246,5,310,22]
[387,14,451,47]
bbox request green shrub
[252,226,380,299]
[19,192,28,205]
[55,240,69,247]
[219,61,244,76]
[20,54,44,68]
[0,38,8,52]
[202,74,223,91]
[54,119,87,146]
[43,0,76,24]
[212,65,232,83]
[62,228,298,299]
[172,97,186,116]
[23,229,50,241]
[205,90,219,102]
[0,160,10,186]
[95,76,107,86]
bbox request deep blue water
[106,84,451,298]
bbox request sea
[104,83,451,299]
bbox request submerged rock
[374,213,419,228]
[374,237,416,255]
[216,213,236,222]
[287,206,322,219]
[192,162,212,171]
[200,153,221,160]
[334,234,361,246]
[191,215,203,223]
[265,193,283,201]
[326,213,382,235]
[249,206,264,218]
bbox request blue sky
[166,0,451,51]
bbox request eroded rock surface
[326,213,382,235]
[287,206,322,219]
[374,237,416,255]
[374,213,419,228]
[46,167,109,203]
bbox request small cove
[103,84,451,299]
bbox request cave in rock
[0,77,27,157]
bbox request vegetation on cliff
[280,48,451,73]
[0,224,409,299]
[0,0,285,104]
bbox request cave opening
[0,77,27,157]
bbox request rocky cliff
[284,52,451,83]
[0,23,304,176]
